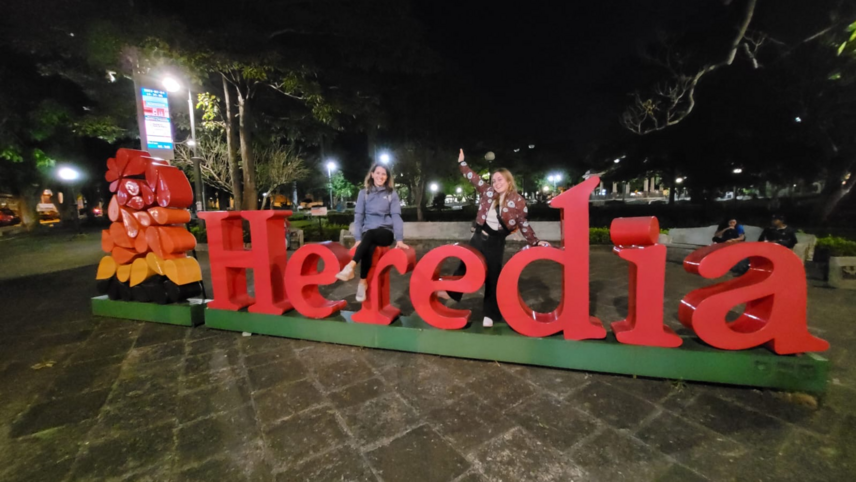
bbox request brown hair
[492,168,517,195]
[364,164,394,191]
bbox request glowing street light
[57,166,83,234]
[733,168,743,174]
[456,187,462,194]
[675,178,683,184]
[429,183,439,193]
[162,77,182,93]
[379,152,391,164]
[542,186,550,192]
[614,158,621,164]
[58,167,81,181]
[326,160,337,207]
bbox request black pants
[449,225,507,321]
[353,228,394,279]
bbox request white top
[486,199,501,230]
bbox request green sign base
[205,308,828,393]
[91,296,206,327]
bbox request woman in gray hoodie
[335,164,409,301]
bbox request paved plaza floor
[0,233,854,481]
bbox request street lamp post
[58,166,83,234]
[163,77,204,213]
[326,160,336,208]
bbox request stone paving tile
[679,393,791,447]
[176,404,261,468]
[265,406,350,468]
[601,374,677,403]
[177,455,254,482]
[247,358,309,391]
[254,379,326,427]
[187,333,239,356]
[177,376,253,424]
[469,427,587,482]
[183,347,242,377]
[275,445,378,482]
[567,380,659,431]
[245,347,298,368]
[327,376,391,409]
[504,364,592,398]
[92,391,179,437]
[0,421,93,482]
[387,367,473,412]
[425,394,517,454]
[312,357,377,390]
[572,426,673,482]
[71,421,175,481]
[127,339,186,365]
[134,322,188,348]
[365,425,470,482]
[44,358,122,399]
[508,394,600,453]
[466,366,537,410]
[9,388,110,438]
[339,393,423,445]
[655,464,710,482]
[635,410,747,480]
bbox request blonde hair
[364,164,394,191]
[492,168,517,195]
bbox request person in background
[759,214,798,249]
[335,164,408,302]
[438,149,551,328]
[713,218,745,244]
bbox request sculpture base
[204,308,828,393]
[91,296,206,327]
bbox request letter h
[199,211,292,315]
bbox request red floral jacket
[459,161,540,245]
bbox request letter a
[497,176,606,340]
[679,242,829,355]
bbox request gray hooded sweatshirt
[353,187,404,242]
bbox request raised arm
[353,189,366,242]
[458,149,489,194]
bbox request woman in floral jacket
[441,149,550,327]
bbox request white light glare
[379,152,391,164]
[162,77,182,93]
[58,167,80,181]
[733,168,743,174]
[429,183,439,192]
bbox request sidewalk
[0,236,854,481]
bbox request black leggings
[449,226,507,321]
[353,228,395,279]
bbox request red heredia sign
[199,177,829,356]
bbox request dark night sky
[413,0,720,149]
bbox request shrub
[815,235,856,257]
[188,224,207,243]
[590,227,611,245]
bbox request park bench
[660,225,816,264]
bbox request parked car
[0,208,21,227]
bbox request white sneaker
[356,282,367,302]
[482,317,494,328]
[335,264,355,282]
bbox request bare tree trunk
[237,91,258,210]
[813,161,855,222]
[222,75,242,210]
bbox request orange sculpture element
[497,176,606,340]
[284,241,351,319]
[96,148,202,303]
[679,243,829,355]
[164,258,203,285]
[130,258,157,287]
[351,246,417,325]
[609,217,681,348]
[409,244,486,329]
[149,207,191,225]
[96,256,117,280]
[101,230,114,252]
[199,210,294,314]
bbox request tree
[256,144,311,210]
[330,172,359,205]
[174,134,235,198]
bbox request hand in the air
[396,241,410,249]
[458,149,465,163]
[538,241,551,247]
